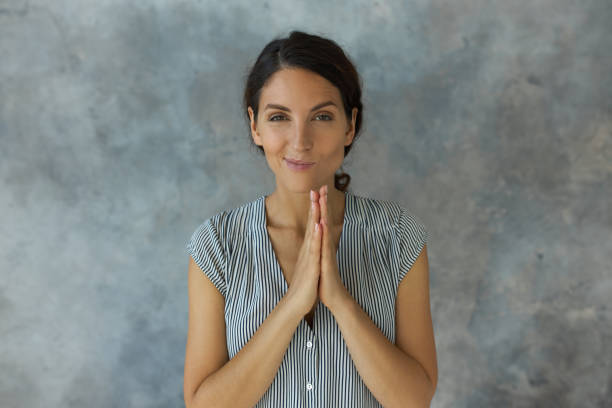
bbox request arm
[185,257,305,408]
[329,245,437,408]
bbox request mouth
[284,158,316,171]
[284,157,315,165]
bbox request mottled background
[1,0,611,407]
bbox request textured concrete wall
[1,1,611,407]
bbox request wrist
[328,288,352,315]
[281,292,309,322]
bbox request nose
[291,121,313,150]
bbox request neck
[265,185,346,235]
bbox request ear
[248,106,262,146]
[344,107,358,147]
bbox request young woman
[184,30,437,408]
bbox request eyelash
[268,113,333,122]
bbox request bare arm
[185,255,303,408]
[191,294,303,407]
[186,193,323,407]
[327,245,437,408]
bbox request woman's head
[243,30,364,193]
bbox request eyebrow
[264,100,338,112]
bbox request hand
[285,189,323,317]
[316,184,350,310]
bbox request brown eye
[315,113,333,121]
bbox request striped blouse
[185,190,429,407]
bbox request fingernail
[315,222,319,232]
[324,185,328,194]
[310,190,314,201]
[312,201,316,210]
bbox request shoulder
[348,192,406,230]
[349,192,427,242]
[189,195,262,248]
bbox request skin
[184,68,358,406]
[245,67,438,406]
[247,67,358,237]
[247,67,358,320]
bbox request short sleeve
[185,217,227,298]
[397,207,429,283]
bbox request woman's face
[248,67,358,193]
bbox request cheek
[260,125,345,155]
[318,137,347,157]
[260,139,286,170]
[260,134,285,153]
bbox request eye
[315,113,333,121]
[268,113,333,121]
[269,114,286,121]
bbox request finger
[304,191,312,241]
[326,185,332,225]
[310,190,322,253]
[320,199,329,263]
[312,189,321,222]
[319,186,328,228]
[320,184,333,224]
[310,209,322,257]
[319,189,334,259]
[307,190,320,240]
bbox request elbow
[184,382,200,408]
[184,389,194,408]
[418,368,437,407]
[397,377,437,408]
[428,372,437,401]
[185,383,219,408]
[185,375,208,408]
[400,394,434,408]
[421,374,437,407]
[423,376,437,408]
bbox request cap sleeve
[185,216,227,298]
[397,207,429,284]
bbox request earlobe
[344,108,357,146]
[252,130,261,146]
[345,135,354,147]
[346,107,357,134]
[247,106,261,145]
[250,126,260,146]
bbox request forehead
[260,68,342,105]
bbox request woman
[184,30,437,408]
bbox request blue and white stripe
[186,190,428,407]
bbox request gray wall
[1,1,610,407]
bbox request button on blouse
[186,190,428,407]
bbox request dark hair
[242,30,364,192]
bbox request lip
[285,157,315,165]
[284,158,315,171]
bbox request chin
[281,180,319,193]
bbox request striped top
[185,190,428,407]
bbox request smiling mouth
[285,158,315,165]
[284,158,316,171]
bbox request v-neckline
[260,190,352,294]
